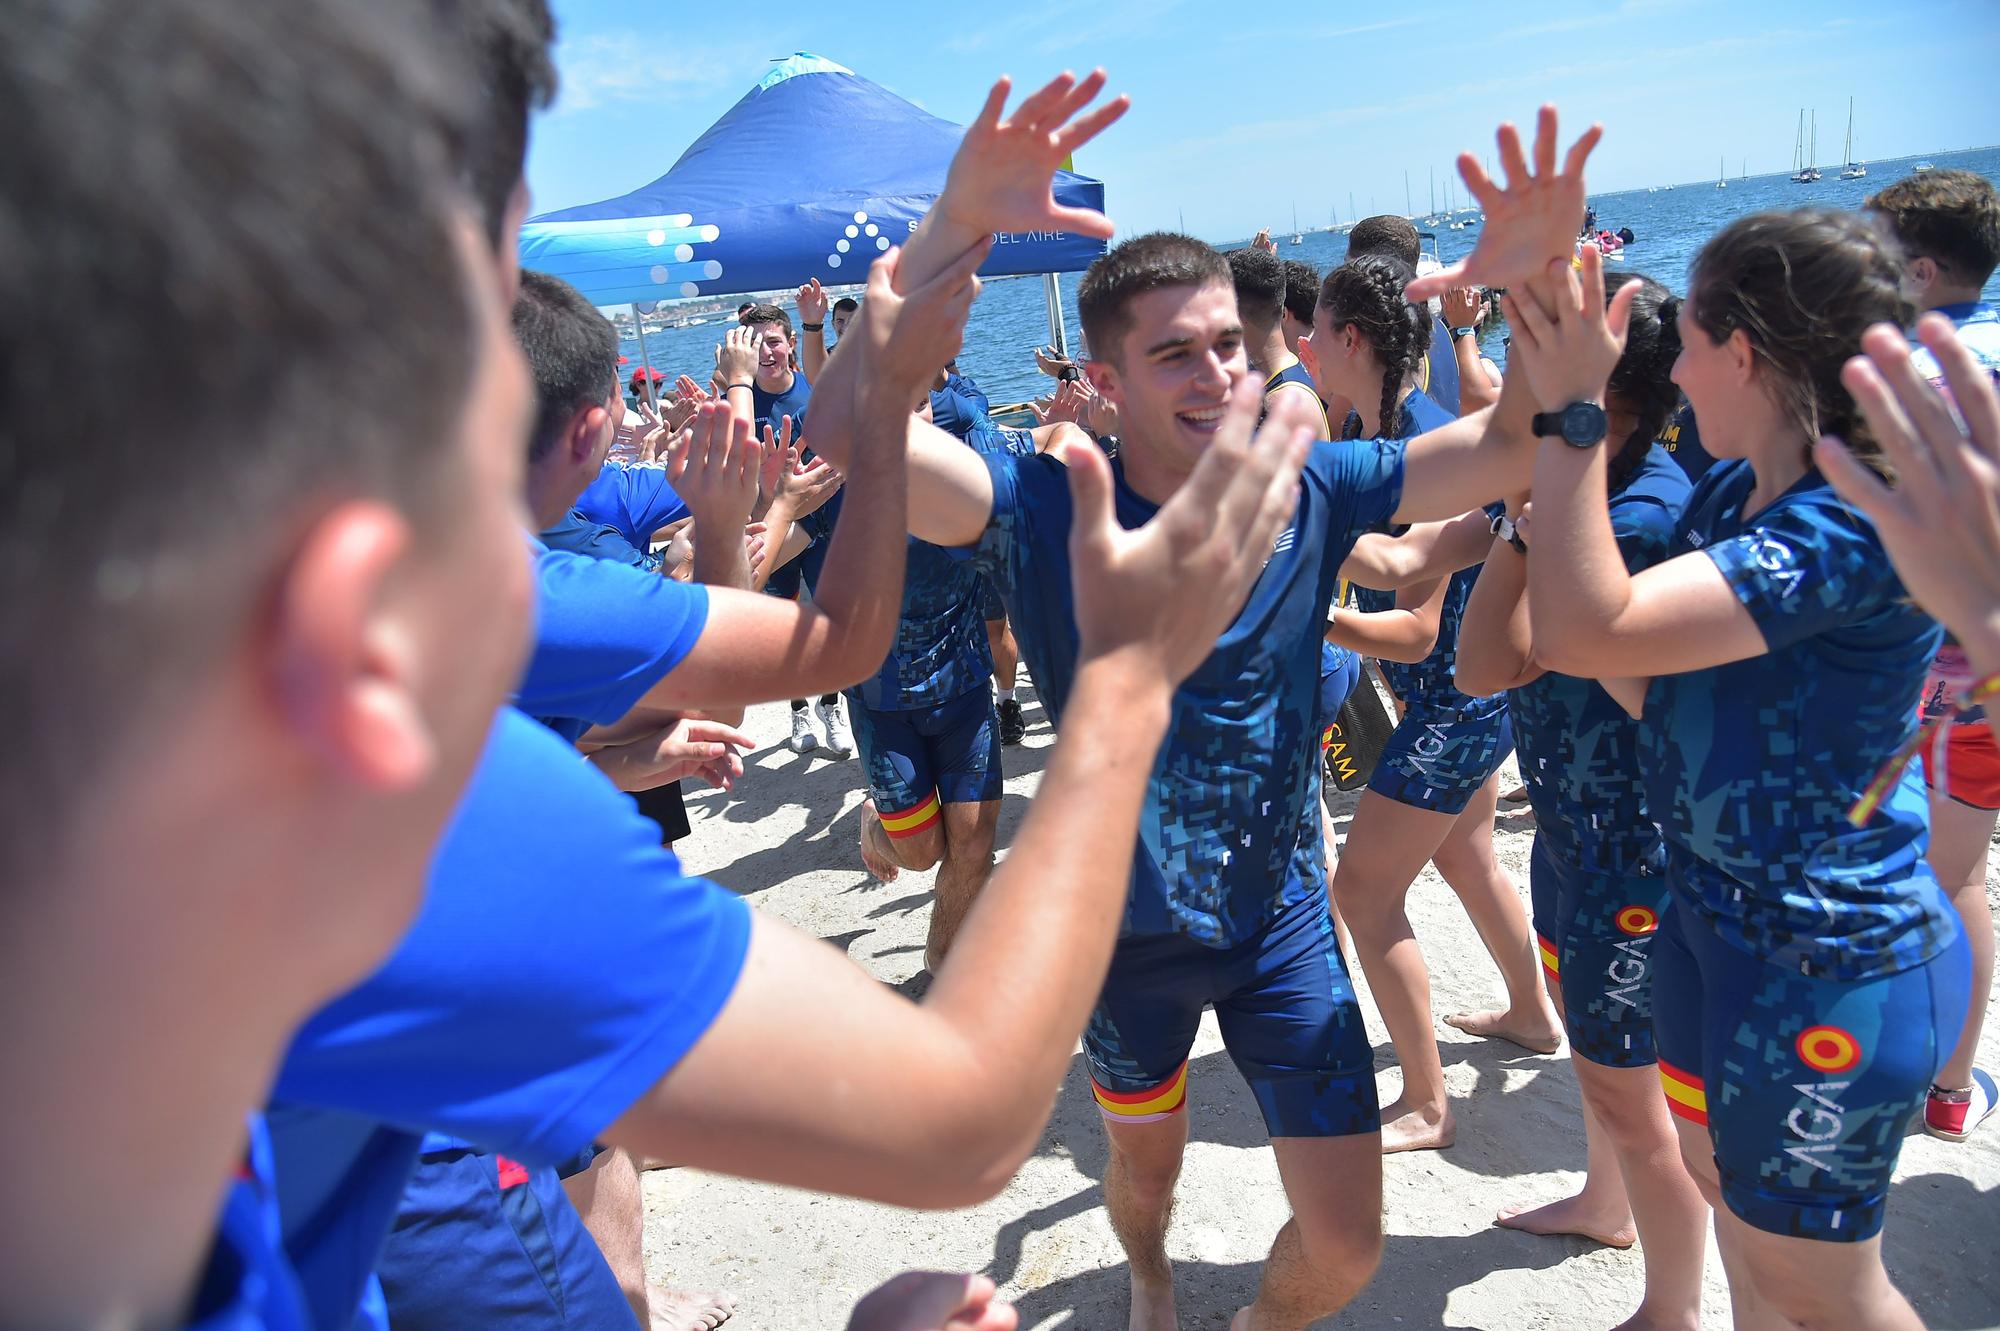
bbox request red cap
[628,366,666,387]
[617,354,631,365]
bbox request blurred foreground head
[0,0,534,971]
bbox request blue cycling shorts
[1083,894,1379,1138]
[1652,868,1972,1242]
[850,686,1002,837]
[1368,700,1512,815]
[1529,836,1669,1068]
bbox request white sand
[655,688,2000,1330]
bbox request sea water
[617,145,2000,412]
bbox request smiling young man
[797,81,1606,1330]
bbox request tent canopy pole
[631,302,658,412]
[1041,273,1069,359]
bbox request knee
[901,829,945,872]
[1576,1074,1658,1147]
[1106,1135,1183,1208]
[1298,1211,1384,1296]
[1744,1253,1877,1327]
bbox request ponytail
[1320,254,1428,437]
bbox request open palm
[937,71,1129,240]
[1407,106,1602,303]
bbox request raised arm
[1513,251,1765,679]
[796,278,831,384]
[664,405,762,590]
[1338,509,1494,589]
[606,378,1315,1207]
[1326,575,1447,663]
[1454,517,1539,696]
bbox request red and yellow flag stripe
[879,792,942,840]
[1659,1059,1708,1126]
[1536,934,1560,983]
[1092,1061,1189,1123]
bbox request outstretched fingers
[1919,311,2000,463]
[970,78,1012,135]
[1051,94,1132,160]
[1496,121,1531,190]
[1563,121,1604,179]
[1532,105,1558,178]
[1034,67,1108,134]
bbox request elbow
[1381,628,1440,665]
[889,1094,1045,1210]
[1452,658,1503,699]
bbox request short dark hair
[1226,247,1285,330]
[832,297,859,315]
[736,302,756,318]
[0,0,480,877]
[1347,215,1421,268]
[1282,258,1321,326]
[442,0,557,246]
[515,270,619,462]
[1078,233,1231,364]
[743,304,795,340]
[1867,170,2000,288]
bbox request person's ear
[574,405,609,462]
[1084,358,1121,408]
[1907,255,1938,298]
[1724,327,1757,385]
[269,502,434,791]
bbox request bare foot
[650,1286,737,1331]
[1609,1309,1702,1331]
[1379,1098,1455,1153]
[1129,1271,1178,1331]
[1445,1007,1563,1055]
[1494,1194,1636,1248]
[858,800,900,882]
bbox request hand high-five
[851,240,994,406]
[1406,106,1603,303]
[1501,245,1637,412]
[933,71,1129,244]
[666,401,764,532]
[797,277,830,326]
[716,326,758,385]
[1252,228,1277,254]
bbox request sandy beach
[655,687,2000,1330]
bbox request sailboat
[1791,109,1821,183]
[1840,97,1867,179]
[1289,203,1302,245]
[1716,155,1727,190]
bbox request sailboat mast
[1404,171,1411,218]
[1844,96,1854,165]
[1429,166,1435,215]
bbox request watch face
[1561,401,1607,445]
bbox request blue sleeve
[1704,495,1901,652]
[969,449,1032,588]
[513,550,708,728]
[1306,437,1406,547]
[271,710,752,1164]
[574,464,689,547]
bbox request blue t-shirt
[1263,361,1332,437]
[539,508,662,572]
[1657,402,1715,483]
[931,369,994,441]
[1507,446,1690,872]
[183,1116,311,1331]
[752,373,811,437]
[513,545,709,743]
[1417,316,1462,416]
[799,487,994,713]
[1346,390,1499,717]
[267,708,753,1330]
[973,438,1406,945]
[574,461,689,550]
[1639,460,1954,980]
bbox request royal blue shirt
[267,708,752,1330]
[1507,446,1689,873]
[931,369,994,441]
[183,1116,310,1331]
[573,461,689,550]
[1640,461,1954,980]
[973,438,1406,946]
[513,546,708,744]
[539,509,662,572]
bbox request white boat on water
[1791,109,1821,183]
[1716,155,1727,190]
[1839,97,1867,179]
[1915,161,1935,173]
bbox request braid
[1319,253,1427,437]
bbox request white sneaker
[816,697,854,757]
[788,707,819,755]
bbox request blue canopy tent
[519,53,1106,360]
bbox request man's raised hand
[797,277,830,325]
[666,401,764,532]
[716,326,758,385]
[1063,375,1312,688]
[852,239,992,407]
[1407,106,1602,303]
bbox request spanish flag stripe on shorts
[1092,1061,1189,1122]
[879,792,942,839]
[1536,934,1560,982]
[1658,1059,1708,1126]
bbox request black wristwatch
[1058,364,1082,382]
[1450,325,1477,339]
[1531,400,1609,448]
[1489,510,1527,555]
[801,321,824,332]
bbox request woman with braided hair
[1314,253,1563,1153]
[1457,273,1708,1329]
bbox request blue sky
[525,0,2000,243]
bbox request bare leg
[1328,790,1461,1152]
[1436,775,1563,1053]
[1928,792,1996,1094]
[1102,1111,1190,1331]
[985,617,1019,694]
[562,1148,735,1331]
[1497,1092,1638,1247]
[1720,1207,1922,1331]
[1230,1135,1384,1331]
[1321,804,1355,970]
[925,800,999,972]
[1577,1059,1705,1329]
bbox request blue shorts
[765,560,802,601]
[1084,894,1379,1138]
[850,686,1002,838]
[1367,701,1513,814]
[1652,878,1972,1242]
[1529,836,1668,1068]
[374,1146,633,1330]
[1317,643,1360,745]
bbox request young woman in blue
[1315,254,1562,1153]
[1513,217,1971,1328]
[1457,275,1707,1330]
